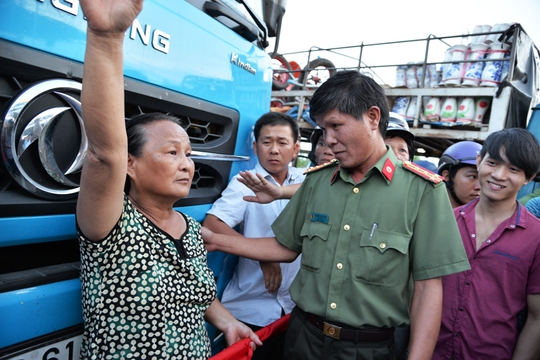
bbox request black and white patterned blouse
[78,196,217,359]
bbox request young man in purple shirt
[433,128,540,359]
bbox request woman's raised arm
[76,0,143,241]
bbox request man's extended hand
[238,171,282,204]
[260,262,282,293]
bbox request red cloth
[210,314,290,360]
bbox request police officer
[438,141,482,208]
[203,71,470,360]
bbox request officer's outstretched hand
[201,226,218,252]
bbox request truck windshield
[222,0,264,22]
[185,0,273,49]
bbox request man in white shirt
[203,111,304,359]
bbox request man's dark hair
[480,128,540,179]
[253,112,299,143]
[309,70,389,137]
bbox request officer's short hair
[309,71,389,137]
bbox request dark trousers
[283,307,395,360]
[394,326,410,360]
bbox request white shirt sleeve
[206,173,250,228]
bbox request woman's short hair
[126,112,185,157]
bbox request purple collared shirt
[433,197,540,360]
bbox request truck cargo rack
[272,23,540,158]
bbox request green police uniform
[272,147,470,329]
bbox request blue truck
[0,0,286,358]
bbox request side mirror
[263,0,287,37]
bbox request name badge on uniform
[311,212,329,223]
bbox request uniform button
[510,224,515,229]
[466,282,470,285]
[471,234,476,238]
[336,263,343,270]
[454,333,459,337]
[380,243,386,249]
[353,188,359,194]
[487,239,492,244]
[330,303,337,309]
[344,224,350,231]
[459,307,464,311]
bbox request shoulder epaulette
[402,161,445,184]
[303,159,339,175]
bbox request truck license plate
[4,335,82,360]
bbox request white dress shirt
[207,163,305,326]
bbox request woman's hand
[237,171,282,204]
[80,0,143,35]
[222,320,263,350]
[205,300,263,351]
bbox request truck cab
[0,0,286,358]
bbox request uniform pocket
[354,228,410,287]
[299,221,331,272]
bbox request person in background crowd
[308,127,335,167]
[433,128,540,360]
[519,187,540,204]
[437,141,483,208]
[204,70,470,360]
[203,112,303,360]
[525,195,540,218]
[414,159,438,172]
[75,1,260,358]
[384,112,415,162]
[518,171,540,204]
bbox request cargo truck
[272,23,540,197]
[0,0,286,358]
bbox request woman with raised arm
[76,1,261,358]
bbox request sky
[269,0,540,86]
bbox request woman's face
[314,137,335,165]
[127,120,194,200]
